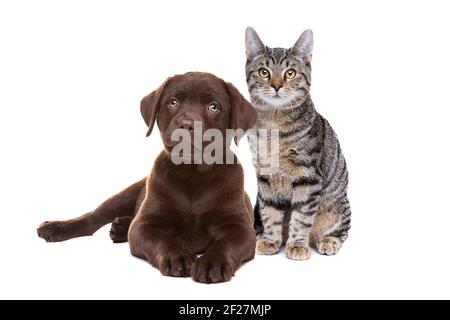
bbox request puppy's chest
[167,181,225,214]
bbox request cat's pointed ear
[245,27,266,61]
[292,29,313,64]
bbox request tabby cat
[245,27,351,260]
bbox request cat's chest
[250,113,316,195]
[251,117,306,177]
[255,114,298,133]
[254,146,300,198]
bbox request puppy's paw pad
[191,255,234,284]
[286,243,311,261]
[256,239,281,255]
[159,254,197,278]
[317,237,341,256]
[109,217,133,243]
[37,221,70,242]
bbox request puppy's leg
[191,224,256,284]
[128,218,197,278]
[37,178,146,242]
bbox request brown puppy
[37,72,257,283]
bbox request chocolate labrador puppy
[37,72,257,283]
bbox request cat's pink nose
[272,85,282,92]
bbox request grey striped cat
[245,27,351,260]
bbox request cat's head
[245,27,313,110]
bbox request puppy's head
[140,72,257,152]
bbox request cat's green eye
[258,68,270,79]
[285,69,297,79]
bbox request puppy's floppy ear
[226,82,257,145]
[140,78,171,137]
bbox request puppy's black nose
[271,85,282,92]
[178,120,195,132]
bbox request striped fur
[245,27,351,260]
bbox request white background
[1,0,449,299]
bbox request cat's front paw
[316,236,341,255]
[286,242,311,261]
[256,239,281,255]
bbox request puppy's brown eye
[207,102,220,113]
[285,69,297,79]
[258,68,270,79]
[167,98,178,108]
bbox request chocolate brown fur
[37,72,257,283]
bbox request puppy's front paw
[316,237,341,256]
[256,239,281,255]
[190,254,234,284]
[286,242,311,261]
[158,254,197,278]
[37,221,73,242]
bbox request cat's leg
[312,196,351,255]
[253,200,264,235]
[286,176,322,261]
[255,194,285,255]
